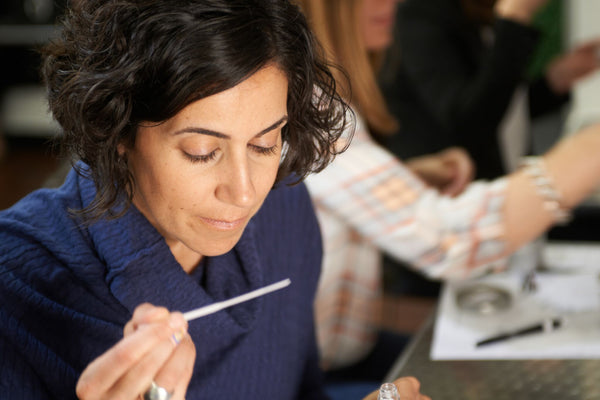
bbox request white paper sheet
[431,242,600,360]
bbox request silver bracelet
[520,156,571,224]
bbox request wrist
[520,156,571,224]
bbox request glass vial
[377,382,400,400]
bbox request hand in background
[494,0,550,24]
[363,377,431,400]
[545,38,600,94]
[406,147,475,197]
[76,304,195,400]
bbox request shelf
[0,24,60,46]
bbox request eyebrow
[172,115,288,139]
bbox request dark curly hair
[42,0,351,221]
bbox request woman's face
[359,0,400,51]
[125,65,288,271]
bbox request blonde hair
[297,0,398,135]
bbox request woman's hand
[545,39,600,94]
[494,0,550,24]
[406,147,475,197]
[76,304,195,400]
[362,377,431,400]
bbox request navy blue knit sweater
[0,165,329,399]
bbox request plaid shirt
[305,112,508,369]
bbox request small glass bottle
[377,382,400,400]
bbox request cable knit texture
[0,164,328,400]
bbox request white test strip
[182,278,291,321]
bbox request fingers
[76,305,189,400]
[123,303,171,336]
[154,331,196,400]
[573,38,600,53]
[124,310,194,400]
[494,0,550,24]
[106,322,185,399]
[439,147,475,197]
[405,152,457,191]
[442,176,467,197]
[362,377,430,400]
[394,376,430,400]
[126,308,194,400]
[546,51,600,93]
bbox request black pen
[476,317,563,347]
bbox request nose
[215,153,256,208]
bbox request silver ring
[143,381,173,400]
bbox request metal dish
[455,284,512,315]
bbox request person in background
[298,0,600,396]
[0,132,5,162]
[0,1,430,399]
[382,0,600,180]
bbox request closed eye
[183,150,218,163]
[250,144,279,156]
[182,143,278,163]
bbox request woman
[382,0,600,179]
[0,1,428,399]
[297,0,600,386]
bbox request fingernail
[171,330,185,346]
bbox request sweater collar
[78,167,265,353]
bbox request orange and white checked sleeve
[306,114,509,280]
[306,112,510,369]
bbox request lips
[200,216,247,231]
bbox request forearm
[306,135,508,280]
[503,124,600,250]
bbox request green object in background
[527,0,563,79]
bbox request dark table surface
[384,313,600,400]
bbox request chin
[199,235,244,257]
[377,35,393,49]
[367,37,392,52]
